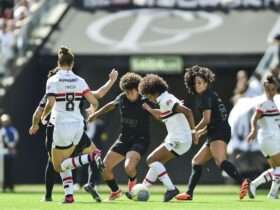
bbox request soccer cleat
[41,196,53,202]
[125,191,133,200]
[84,183,102,202]
[248,182,256,199]
[175,192,193,201]
[62,194,74,204]
[128,179,137,192]
[163,187,179,202]
[240,179,249,200]
[109,189,122,200]
[267,193,279,199]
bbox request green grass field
[0,185,279,210]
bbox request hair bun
[58,47,70,55]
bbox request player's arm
[194,110,211,139]
[92,69,118,99]
[84,91,99,112]
[246,110,262,142]
[41,96,55,124]
[29,106,44,135]
[174,104,199,144]
[142,103,162,120]
[88,101,117,122]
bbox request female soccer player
[88,72,151,200]
[40,47,103,203]
[247,75,280,199]
[137,74,197,202]
[29,68,118,202]
[176,65,249,201]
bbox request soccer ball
[131,184,150,201]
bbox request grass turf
[0,185,279,210]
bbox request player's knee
[124,162,136,176]
[191,157,200,166]
[53,163,62,173]
[214,156,226,167]
[146,156,154,165]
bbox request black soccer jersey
[113,93,150,138]
[196,88,228,129]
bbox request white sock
[269,167,280,196]
[149,161,175,191]
[252,168,273,188]
[60,169,74,196]
[143,167,157,188]
[61,154,91,171]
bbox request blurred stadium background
[0,0,280,190]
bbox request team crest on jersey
[166,99,173,106]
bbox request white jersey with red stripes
[45,69,90,125]
[156,91,191,143]
[256,98,280,139]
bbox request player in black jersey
[176,65,249,201]
[29,68,118,202]
[88,72,150,200]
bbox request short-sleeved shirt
[256,99,280,139]
[45,70,91,125]
[196,88,228,129]
[156,91,191,142]
[113,93,150,139]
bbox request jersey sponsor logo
[59,78,78,82]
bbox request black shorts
[110,135,150,156]
[205,122,231,146]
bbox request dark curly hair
[184,65,215,94]
[138,74,168,96]
[119,72,142,91]
[263,74,278,86]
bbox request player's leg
[44,125,56,201]
[209,140,248,199]
[176,144,212,201]
[124,151,141,191]
[143,143,179,202]
[103,149,125,200]
[126,139,149,192]
[267,153,280,199]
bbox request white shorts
[52,121,84,148]
[163,137,192,156]
[258,135,280,157]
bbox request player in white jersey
[29,67,118,202]
[136,74,197,202]
[40,47,102,203]
[247,75,280,199]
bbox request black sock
[88,162,97,186]
[187,165,202,197]
[45,160,55,199]
[220,160,243,184]
[128,176,137,182]
[106,179,119,192]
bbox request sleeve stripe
[256,109,264,114]
[82,89,91,96]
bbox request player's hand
[93,149,105,172]
[246,129,257,143]
[191,130,199,145]
[85,105,95,118]
[142,103,151,111]
[109,68,118,83]
[88,113,97,122]
[29,124,39,135]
